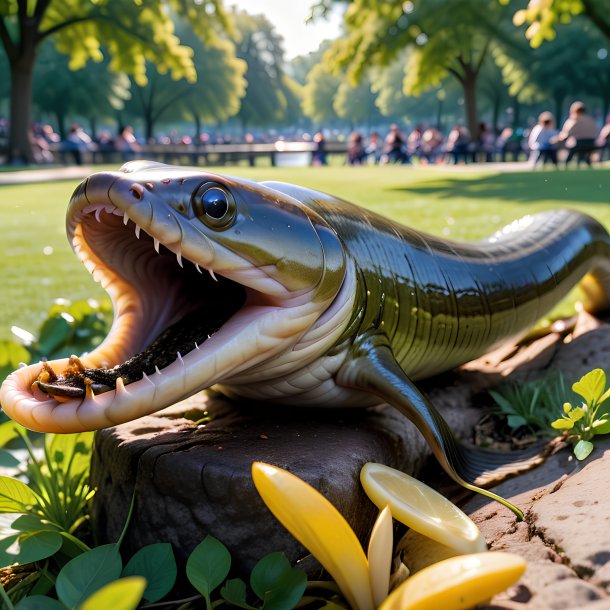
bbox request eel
[2,160,610,517]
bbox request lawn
[1,164,610,341]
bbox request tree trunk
[462,71,479,140]
[492,95,500,134]
[54,110,66,140]
[512,99,521,128]
[436,98,444,131]
[193,113,201,141]
[89,116,97,139]
[8,56,36,163]
[144,113,154,143]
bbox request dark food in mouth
[36,283,245,399]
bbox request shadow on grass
[394,168,610,205]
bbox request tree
[32,42,130,137]
[333,77,381,128]
[0,0,229,162]
[125,21,246,140]
[494,19,610,120]
[233,11,293,132]
[509,0,610,46]
[301,63,341,124]
[325,0,517,137]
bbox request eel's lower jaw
[0,300,320,433]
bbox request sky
[228,0,344,59]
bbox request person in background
[420,127,444,164]
[366,131,382,164]
[382,123,408,164]
[528,111,559,167]
[114,125,140,161]
[346,132,366,165]
[311,131,327,166]
[445,125,470,164]
[558,101,598,167]
[62,124,93,165]
[477,122,495,163]
[596,114,610,161]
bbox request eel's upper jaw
[0,173,322,433]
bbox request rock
[90,391,480,575]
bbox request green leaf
[574,439,594,461]
[122,543,176,602]
[11,514,60,533]
[489,391,517,415]
[551,418,574,430]
[260,568,307,610]
[80,576,147,610]
[0,476,38,512]
[186,536,231,598]
[593,416,610,435]
[0,421,22,448]
[56,544,122,609]
[221,578,256,610]
[37,315,73,356]
[15,596,65,610]
[568,406,585,423]
[0,531,63,566]
[572,369,606,404]
[45,432,93,476]
[251,552,292,600]
[507,415,527,429]
[0,450,20,469]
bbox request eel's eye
[193,183,236,229]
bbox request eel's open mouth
[0,169,327,432]
[36,208,247,400]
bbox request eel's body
[2,161,610,515]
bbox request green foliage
[122,543,176,602]
[550,368,610,461]
[489,373,572,433]
[186,535,231,609]
[0,298,112,382]
[79,577,146,610]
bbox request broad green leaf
[186,536,231,598]
[507,415,527,429]
[0,421,22,448]
[572,369,606,404]
[0,531,63,566]
[46,432,93,476]
[574,440,594,461]
[80,576,147,610]
[593,416,610,435]
[221,578,256,609]
[488,391,517,415]
[11,514,60,533]
[260,567,307,610]
[15,596,65,610]
[37,315,73,355]
[0,476,38,512]
[251,553,292,600]
[123,543,176,602]
[568,407,585,423]
[0,450,20,469]
[56,544,122,609]
[551,418,574,430]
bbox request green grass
[2,164,610,341]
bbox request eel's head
[0,161,346,433]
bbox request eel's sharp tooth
[135,225,141,239]
[153,238,160,253]
[155,365,162,375]
[85,382,96,400]
[194,342,200,350]
[209,268,218,282]
[176,251,183,268]
[177,352,184,366]
[95,207,102,223]
[195,264,203,274]
[142,372,155,386]
[123,211,129,226]
[116,377,127,394]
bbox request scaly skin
[2,162,610,514]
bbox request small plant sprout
[551,368,610,461]
[252,462,526,610]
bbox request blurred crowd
[339,101,610,169]
[1,100,609,169]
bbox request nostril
[129,184,144,200]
